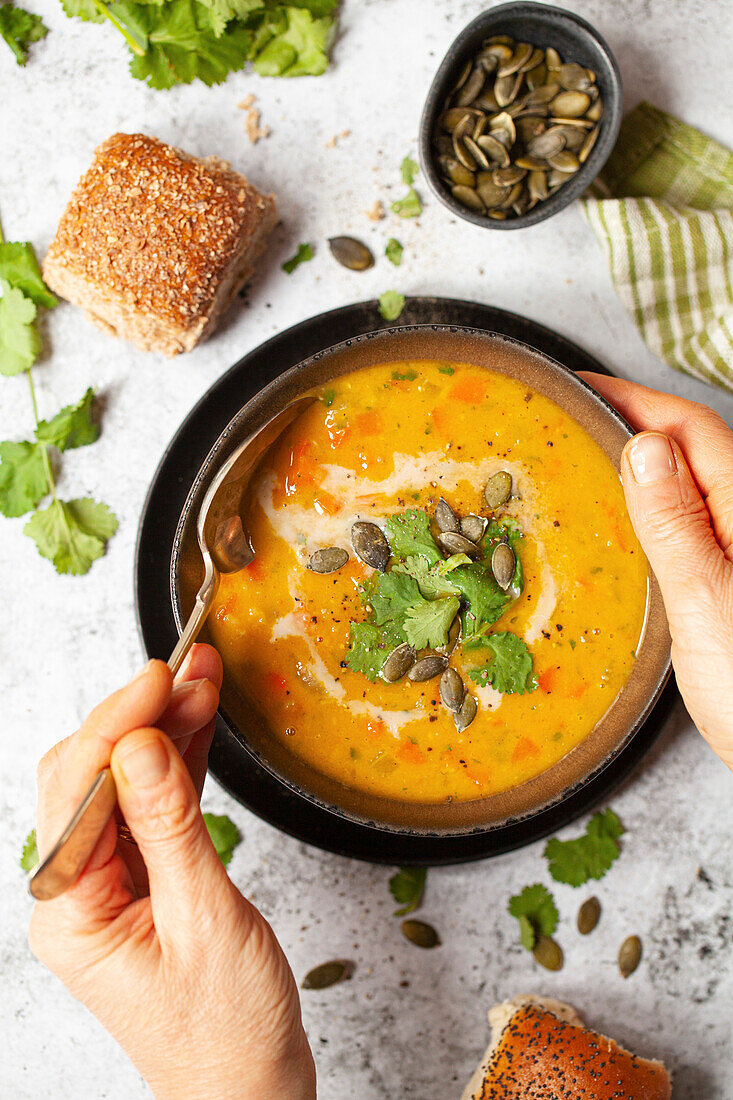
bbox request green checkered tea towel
[581,101,733,392]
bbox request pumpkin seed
[440,157,476,188]
[515,154,548,171]
[484,41,513,62]
[586,99,603,122]
[545,47,561,70]
[474,89,500,113]
[382,642,417,683]
[497,41,533,77]
[477,177,510,209]
[550,90,591,117]
[547,150,580,173]
[524,82,560,107]
[402,919,440,948]
[486,34,514,47]
[488,210,508,220]
[490,111,516,144]
[328,236,374,271]
[463,135,491,169]
[526,61,547,90]
[302,960,353,989]
[408,654,449,682]
[454,692,477,732]
[494,72,521,107]
[515,116,546,143]
[455,64,485,107]
[460,514,487,541]
[577,896,601,935]
[453,135,478,171]
[440,667,465,712]
[440,614,462,656]
[351,521,390,571]
[528,129,565,158]
[559,62,593,91]
[520,46,545,73]
[451,185,484,212]
[533,935,564,971]
[438,531,482,557]
[436,496,460,533]
[484,470,512,509]
[528,169,549,202]
[579,125,600,163]
[618,935,642,978]
[491,542,516,589]
[307,546,349,574]
[476,134,510,167]
[453,58,473,91]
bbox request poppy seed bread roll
[462,995,672,1100]
[43,133,278,356]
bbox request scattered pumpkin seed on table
[401,919,441,948]
[301,960,353,989]
[533,934,564,971]
[433,35,602,219]
[577,896,601,935]
[618,934,642,978]
[328,236,374,271]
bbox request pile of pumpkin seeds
[433,35,602,219]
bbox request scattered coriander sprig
[0,222,117,574]
[202,812,242,866]
[0,1,48,65]
[389,866,426,916]
[467,632,538,695]
[400,156,419,186]
[391,188,421,219]
[378,290,405,321]
[385,238,403,266]
[544,809,625,886]
[282,242,313,273]
[508,883,558,951]
[20,828,38,872]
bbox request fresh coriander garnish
[544,809,624,886]
[391,188,422,218]
[437,364,454,375]
[378,290,405,321]
[389,866,426,916]
[321,387,336,407]
[400,156,419,185]
[385,238,403,266]
[282,242,313,273]
[404,594,460,649]
[0,1,48,65]
[467,632,538,694]
[384,509,441,565]
[203,812,241,866]
[20,827,38,871]
[508,883,558,951]
[391,369,417,381]
[0,227,117,574]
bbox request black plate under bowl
[135,297,677,865]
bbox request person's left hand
[29,647,316,1100]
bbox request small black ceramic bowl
[419,2,622,229]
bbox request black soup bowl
[419,2,622,229]
[170,325,671,839]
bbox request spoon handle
[167,558,218,676]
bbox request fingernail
[170,678,208,702]
[118,737,170,789]
[178,648,196,678]
[627,433,677,485]
[132,659,156,682]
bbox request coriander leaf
[0,1,48,64]
[384,509,441,565]
[0,243,57,308]
[0,440,47,517]
[437,364,454,375]
[449,559,508,636]
[345,619,404,681]
[25,497,118,575]
[508,883,558,950]
[393,555,459,599]
[544,809,625,887]
[403,593,459,649]
[253,6,333,77]
[195,0,263,37]
[400,155,419,186]
[60,0,105,22]
[203,812,241,865]
[0,278,40,375]
[368,569,422,628]
[484,515,523,548]
[467,631,537,694]
[389,866,426,916]
[385,238,403,267]
[391,369,417,381]
[436,553,471,574]
[391,187,421,218]
[36,388,99,452]
[378,290,405,321]
[20,828,38,871]
[282,242,313,273]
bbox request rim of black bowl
[419,1,622,229]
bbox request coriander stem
[27,371,58,505]
[90,0,146,56]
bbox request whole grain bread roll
[43,133,278,356]
[462,995,672,1100]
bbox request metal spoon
[28,395,313,901]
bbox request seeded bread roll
[462,995,672,1100]
[43,133,278,356]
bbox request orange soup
[208,361,648,803]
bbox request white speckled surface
[2,1,732,1097]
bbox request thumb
[621,431,721,598]
[111,727,231,947]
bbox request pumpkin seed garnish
[440,667,465,712]
[460,514,487,542]
[382,642,417,683]
[533,934,564,971]
[577,896,601,935]
[484,470,512,509]
[440,614,462,656]
[491,542,516,590]
[408,654,449,682]
[351,521,391,571]
[401,919,441,948]
[618,935,642,978]
[433,35,602,219]
[437,531,482,558]
[307,546,349,574]
[328,236,374,271]
[436,496,460,533]
[302,960,353,990]
[454,692,477,732]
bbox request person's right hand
[581,374,733,772]
[29,649,316,1100]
